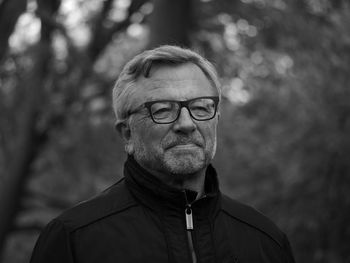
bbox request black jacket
[30,157,295,263]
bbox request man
[30,45,295,263]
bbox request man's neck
[174,172,206,199]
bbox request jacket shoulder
[56,178,137,231]
[221,194,285,248]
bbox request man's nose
[173,107,196,133]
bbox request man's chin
[163,151,206,175]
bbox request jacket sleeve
[30,219,75,263]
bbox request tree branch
[0,0,27,62]
[87,0,149,62]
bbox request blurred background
[0,0,350,262]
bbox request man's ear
[115,121,131,141]
[115,121,134,155]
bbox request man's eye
[192,103,214,112]
[191,106,211,116]
[190,100,215,117]
[153,107,171,114]
[151,103,174,119]
[192,105,210,111]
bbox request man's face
[125,63,219,181]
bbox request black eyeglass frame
[128,96,220,124]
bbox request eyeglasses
[128,96,219,124]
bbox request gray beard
[131,132,217,183]
[133,146,211,184]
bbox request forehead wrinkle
[143,79,213,93]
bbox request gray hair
[112,45,220,125]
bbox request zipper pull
[185,205,193,230]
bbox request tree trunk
[148,0,194,48]
[0,0,60,257]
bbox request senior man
[30,45,295,263]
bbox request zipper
[183,191,197,263]
[185,205,194,230]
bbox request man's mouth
[165,142,203,153]
[163,135,204,150]
[170,143,198,149]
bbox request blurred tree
[0,0,61,255]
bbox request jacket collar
[124,155,220,216]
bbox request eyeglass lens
[150,98,217,123]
